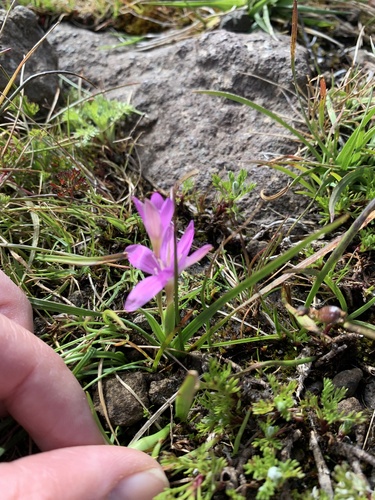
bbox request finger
[0,445,169,500]
[0,313,104,449]
[0,269,33,332]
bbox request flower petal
[126,244,160,274]
[159,197,174,230]
[132,194,174,258]
[177,221,194,262]
[182,244,213,271]
[160,224,174,266]
[132,197,145,219]
[150,192,165,209]
[143,199,162,242]
[124,270,174,312]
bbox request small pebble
[337,396,363,416]
[337,397,366,446]
[305,380,323,395]
[332,368,363,398]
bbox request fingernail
[108,468,169,500]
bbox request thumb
[0,445,169,500]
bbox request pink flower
[124,204,212,312]
[132,193,174,258]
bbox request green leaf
[335,98,375,169]
[328,167,370,222]
[29,298,101,317]
[129,424,170,452]
[175,370,200,421]
[141,309,166,344]
[36,251,127,265]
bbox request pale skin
[0,270,169,499]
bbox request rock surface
[332,368,363,398]
[94,371,149,427]
[0,6,58,108]
[149,377,181,406]
[364,378,375,409]
[49,24,311,226]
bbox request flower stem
[172,188,183,352]
[156,292,164,330]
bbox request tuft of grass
[199,68,375,227]
[13,0,375,42]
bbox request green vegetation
[200,69,375,224]
[212,169,256,218]
[2,0,375,498]
[302,378,366,431]
[12,0,375,40]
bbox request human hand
[0,270,169,499]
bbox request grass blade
[180,215,348,345]
[305,198,375,307]
[29,298,102,316]
[328,167,370,222]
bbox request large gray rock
[49,24,311,225]
[0,6,58,108]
